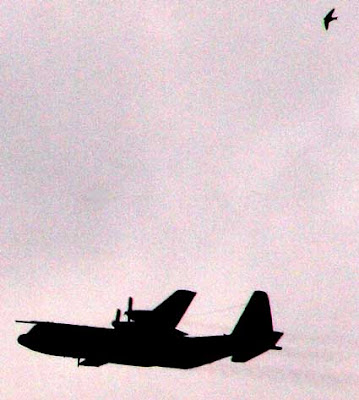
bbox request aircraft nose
[17,334,28,346]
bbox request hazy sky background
[2,1,358,399]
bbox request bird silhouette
[324,8,338,30]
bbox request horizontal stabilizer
[271,345,282,350]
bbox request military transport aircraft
[17,290,283,369]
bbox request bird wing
[324,8,335,30]
[327,8,335,19]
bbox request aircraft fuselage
[18,322,233,368]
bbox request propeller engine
[123,296,153,323]
[111,309,121,329]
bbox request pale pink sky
[1,1,358,399]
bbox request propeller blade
[128,297,133,312]
[126,297,133,321]
[111,309,121,328]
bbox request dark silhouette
[17,290,283,369]
[324,8,338,30]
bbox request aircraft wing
[152,290,196,329]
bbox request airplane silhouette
[324,8,338,30]
[17,290,283,369]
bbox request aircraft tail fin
[231,291,283,362]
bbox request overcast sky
[2,1,358,399]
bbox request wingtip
[177,289,197,296]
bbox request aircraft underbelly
[110,336,232,369]
[32,336,100,358]
[26,328,117,359]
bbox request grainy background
[2,1,358,399]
